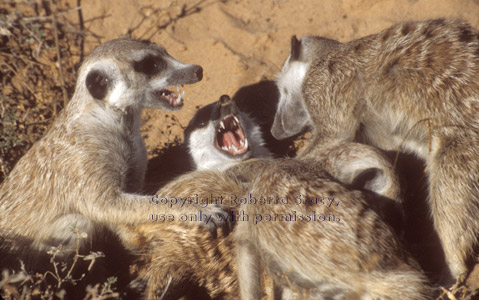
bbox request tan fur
[0,38,217,265]
[128,224,236,300]
[274,18,479,280]
[234,157,433,300]
[302,141,401,202]
[121,170,245,300]
[125,142,416,300]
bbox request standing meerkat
[0,37,230,267]
[272,18,479,281]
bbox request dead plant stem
[48,0,69,113]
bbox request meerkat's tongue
[215,115,248,155]
[222,131,241,149]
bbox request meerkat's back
[359,18,479,131]
[273,18,479,282]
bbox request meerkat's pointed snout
[219,94,232,106]
[194,65,203,81]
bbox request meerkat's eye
[196,112,212,128]
[133,54,165,76]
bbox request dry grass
[0,227,118,300]
[0,0,99,182]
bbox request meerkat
[122,94,273,299]
[122,95,409,299]
[184,94,273,171]
[0,37,231,270]
[234,157,434,300]
[272,18,479,281]
[123,171,244,300]
[184,95,402,224]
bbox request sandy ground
[74,0,479,291]
[67,0,479,294]
[2,0,479,297]
[79,0,479,153]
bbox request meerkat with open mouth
[184,94,273,171]
[127,94,416,300]
[0,38,233,274]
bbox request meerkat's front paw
[200,204,232,234]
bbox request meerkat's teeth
[222,146,228,151]
[240,139,245,147]
[233,116,239,124]
[232,145,238,152]
[181,90,185,99]
[220,121,225,130]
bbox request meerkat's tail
[361,269,435,300]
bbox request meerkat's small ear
[86,70,109,100]
[290,35,301,60]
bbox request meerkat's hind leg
[30,214,99,253]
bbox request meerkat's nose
[219,95,231,106]
[194,65,203,81]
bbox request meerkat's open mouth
[156,85,186,108]
[215,115,249,156]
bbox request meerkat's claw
[201,204,232,234]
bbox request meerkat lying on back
[0,38,230,268]
[272,18,479,282]
[184,94,273,171]
[124,94,273,299]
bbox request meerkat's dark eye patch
[86,70,109,100]
[184,103,216,136]
[133,54,166,76]
[195,110,211,128]
[211,102,221,121]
